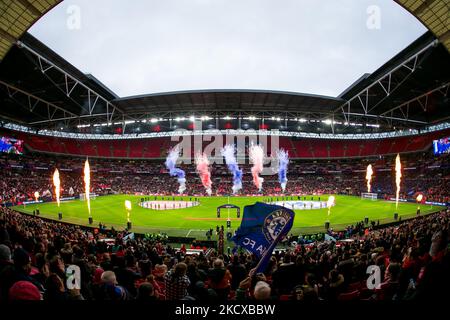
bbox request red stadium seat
[328,140,345,158]
[14,128,450,159]
[312,140,328,158]
[337,290,360,301]
[347,281,364,292]
[344,142,360,158]
[96,141,112,157]
[79,140,97,156]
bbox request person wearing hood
[190,280,218,302]
[326,269,345,301]
[0,244,14,301]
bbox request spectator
[228,255,247,290]
[272,253,297,294]
[44,255,70,301]
[254,281,271,300]
[0,194,449,302]
[327,269,345,300]
[164,262,190,300]
[207,259,232,300]
[377,263,401,300]
[95,271,130,301]
[136,282,156,301]
[0,244,13,301]
[8,281,42,301]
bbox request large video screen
[0,136,24,154]
[433,136,450,155]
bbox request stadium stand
[14,128,450,159]
[0,150,449,205]
[0,202,448,301]
[0,0,449,305]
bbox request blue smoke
[221,145,243,194]
[277,149,289,192]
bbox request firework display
[277,149,289,192]
[165,148,186,194]
[195,152,212,196]
[249,144,265,192]
[366,164,373,193]
[327,195,336,216]
[221,144,243,194]
[395,154,402,210]
[52,169,60,207]
[84,158,91,217]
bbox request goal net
[361,193,377,201]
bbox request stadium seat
[337,290,360,301]
[12,128,450,159]
[347,281,364,292]
[328,140,345,158]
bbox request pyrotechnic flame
[125,200,132,222]
[327,196,335,216]
[366,164,373,193]
[53,169,60,207]
[34,191,39,202]
[416,194,423,202]
[395,154,402,209]
[84,159,91,216]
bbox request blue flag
[232,202,295,273]
[123,232,135,243]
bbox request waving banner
[232,202,295,273]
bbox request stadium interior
[0,0,449,304]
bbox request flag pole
[227,196,230,220]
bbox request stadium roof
[113,89,343,116]
[0,0,61,61]
[336,32,450,126]
[0,29,448,135]
[395,0,450,52]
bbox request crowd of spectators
[0,204,448,302]
[0,149,448,302]
[0,151,449,205]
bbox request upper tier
[15,128,450,159]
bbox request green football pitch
[13,194,442,239]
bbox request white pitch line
[186,229,208,237]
